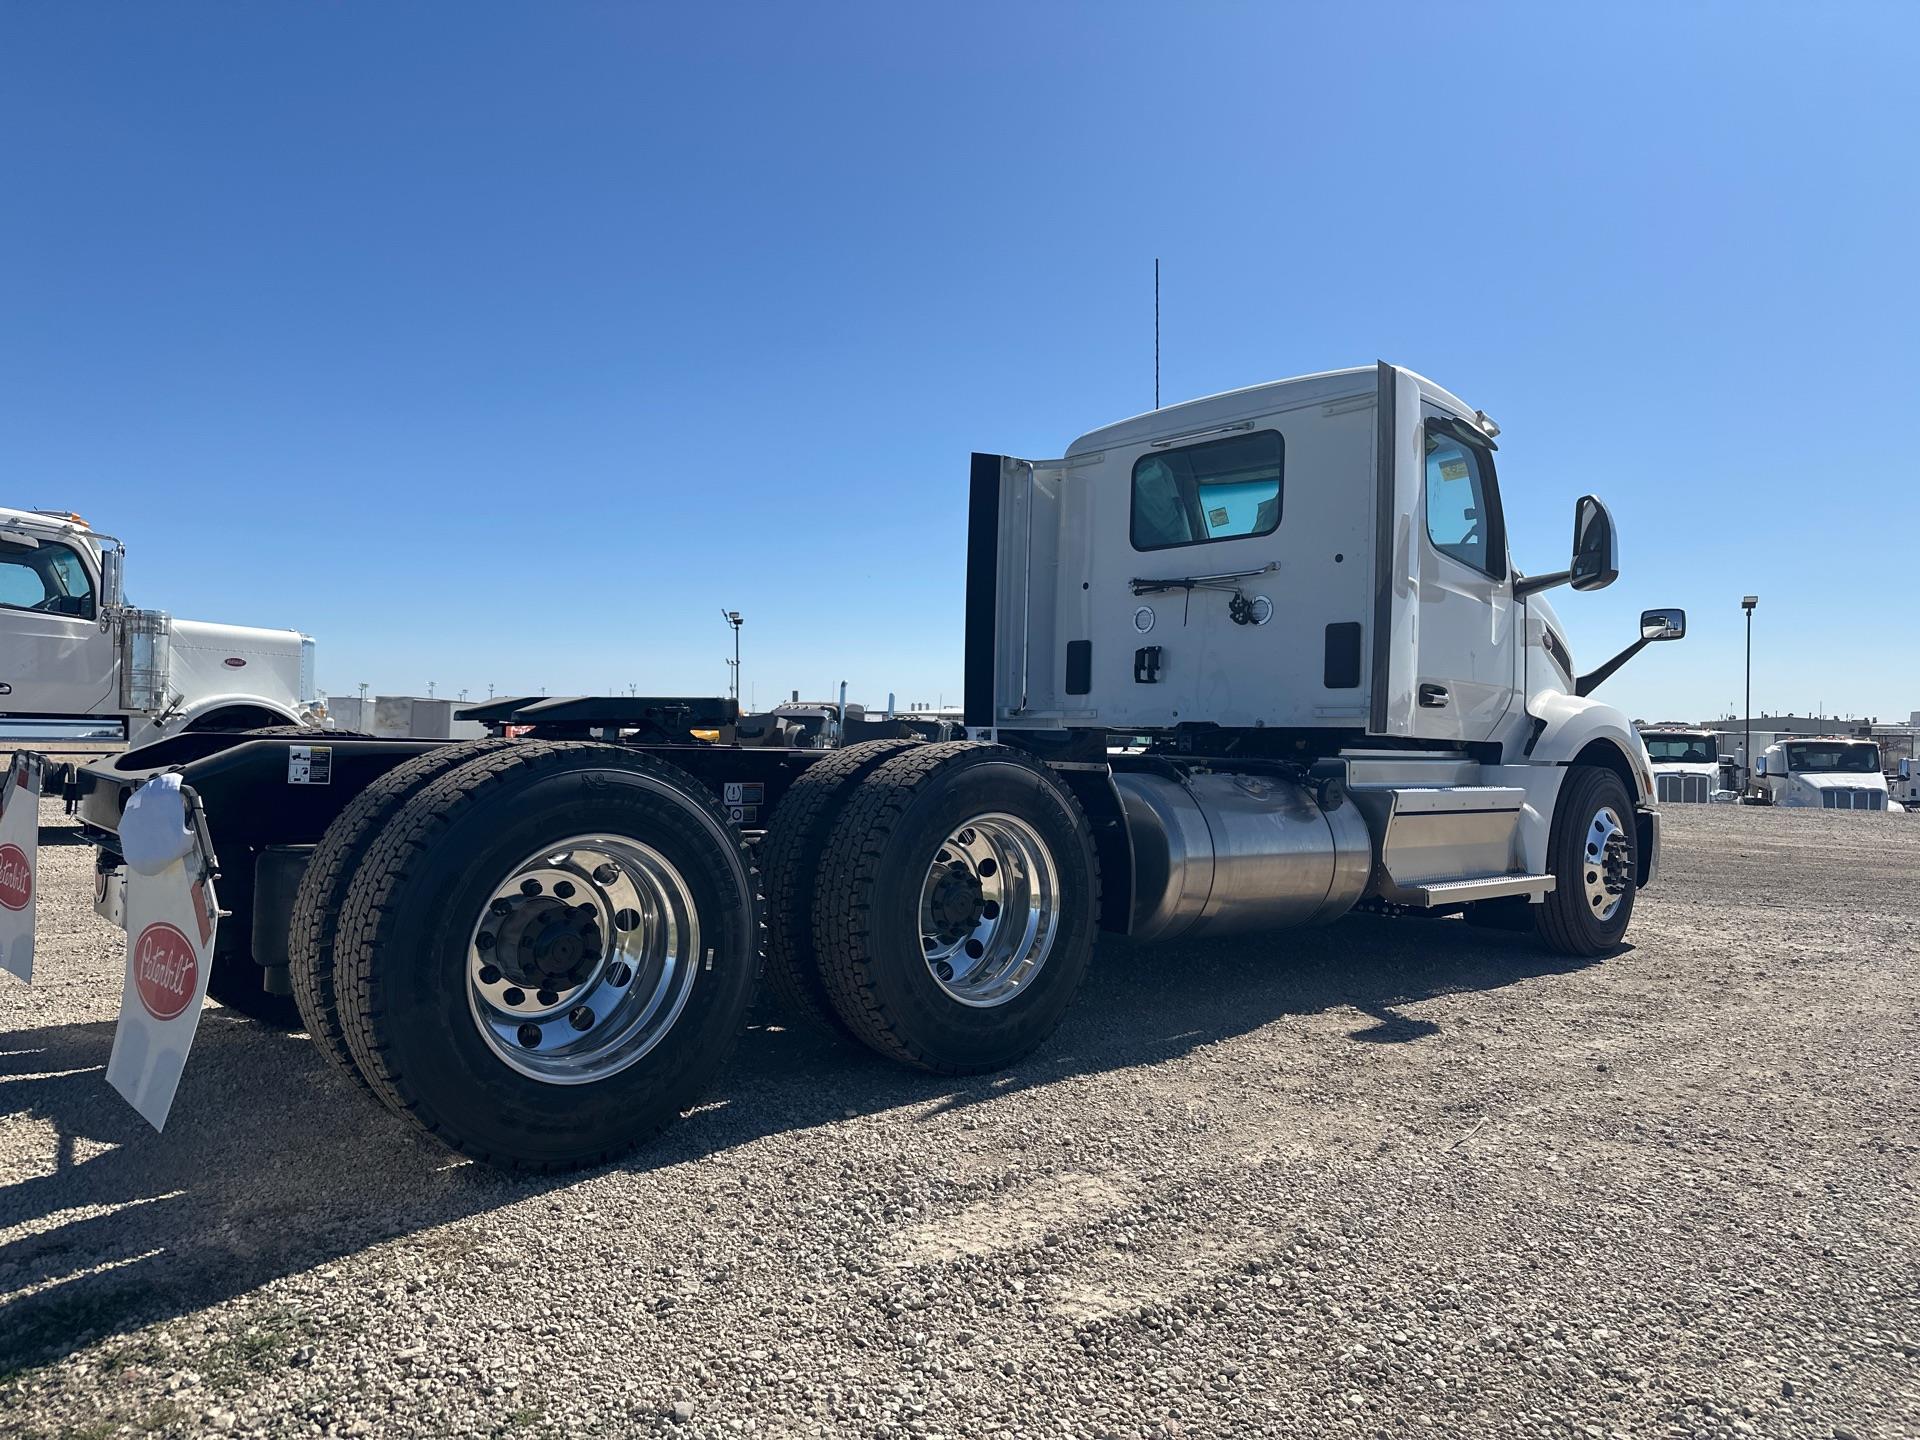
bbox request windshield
[1784,742,1880,774]
[1645,736,1716,764]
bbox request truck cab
[1756,737,1890,810]
[1640,727,1722,803]
[0,506,321,745]
[970,364,1677,927]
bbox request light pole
[722,610,744,706]
[1742,595,1759,790]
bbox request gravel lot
[2,798,1916,1439]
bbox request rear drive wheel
[333,742,761,1169]
[759,738,921,1037]
[289,740,517,1090]
[1535,765,1637,956]
[814,742,1098,1073]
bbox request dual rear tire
[768,741,1100,1074]
[291,741,760,1170]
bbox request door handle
[1418,683,1449,708]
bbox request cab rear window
[1130,430,1283,551]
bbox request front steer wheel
[813,742,1098,1074]
[331,742,762,1170]
[1534,764,1638,957]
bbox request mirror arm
[1574,637,1650,698]
[1514,570,1570,598]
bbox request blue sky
[3,3,1915,724]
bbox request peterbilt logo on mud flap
[0,844,30,911]
[133,921,198,1021]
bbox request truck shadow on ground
[0,913,1601,1375]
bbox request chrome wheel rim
[466,833,700,1084]
[917,812,1060,1008]
[1582,805,1631,922]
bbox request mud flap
[105,776,221,1132]
[0,752,45,983]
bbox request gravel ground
[1,797,1915,1439]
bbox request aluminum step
[1415,873,1556,906]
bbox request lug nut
[478,964,503,985]
[520,878,543,896]
[553,880,575,899]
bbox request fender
[164,694,303,737]
[1484,690,1653,881]
[1525,689,1654,802]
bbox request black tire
[289,740,519,1092]
[759,738,922,1038]
[1535,765,1638,956]
[332,742,762,1169]
[813,741,1098,1074]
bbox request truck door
[1409,410,1515,741]
[0,532,116,717]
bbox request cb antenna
[1154,257,1160,410]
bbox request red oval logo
[0,843,29,911]
[133,921,199,1021]
[222,657,247,668]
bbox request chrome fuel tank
[1114,769,1373,942]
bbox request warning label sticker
[1439,458,1470,482]
[287,746,332,785]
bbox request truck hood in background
[1793,771,1888,792]
[1650,762,1719,781]
[168,618,311,713]
[170,618,310,656]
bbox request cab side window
[1131,430,1283,552]
[0,539,96,619]
[1423,426,1505,579]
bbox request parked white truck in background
[0,506,321,746]
[1890,757,1918,812]
[20,363,1688,1169]
[1755,736,1890,810]
[1639,726,1723,803]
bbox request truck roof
[1066,364,1481,457]
[0,505,92,537]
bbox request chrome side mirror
[1570,496,1619,592]
[1639,608,1685,641]
[99,545,125,614]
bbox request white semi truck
[33,363,1682,1169]
[1753,736,1890,810]
[0,506,322,745]
[1890,757,1918,811]
[1639,726,1722,803]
